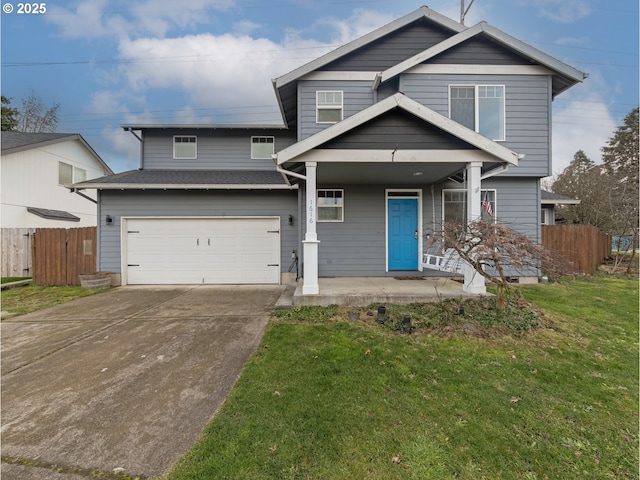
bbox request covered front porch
[274,94,523,297]
[277,275,486,307]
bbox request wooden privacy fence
[32,227,97,286]
[542,224,611,275]
[1,228,35,278]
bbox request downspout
[70,188,98,204]
[276,165,307,181]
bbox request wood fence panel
[542,225,611,275]
[1,228,35,278]
[32,227,97,286]
[66,227,97,284]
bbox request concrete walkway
[1,285,284,479]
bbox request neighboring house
[74,6,586,294]
[541,189,580,225]
[1,132,113,228]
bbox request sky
[2,0,638,175]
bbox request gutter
[69,188,98,204]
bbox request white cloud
[517,0,592,23]
[47,0,234,40]
[551,72,617,176]
[554,36,590,47]
[115,33,296,120]
[112,11,387,124]
[318,9,395,45]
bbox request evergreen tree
[1,95,19,131]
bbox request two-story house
[74,6,587,295]
[2,132,113,228]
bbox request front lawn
[165,275,638,480]
[1,283,105,316]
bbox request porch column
[463,161,486,294]
[302,161,320,294]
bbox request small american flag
[482,192,493,217]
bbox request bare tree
[16,91,60,133]
[437,220,573,310]
[601,107,639,273]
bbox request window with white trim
[173,135,197,159]
[317,189,344,222]
[251,136,274,159]
[58,162,86,185]
[450,85,505,141]
[316,91,343,124]
[443,189,496,224]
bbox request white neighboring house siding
[1,140,104,228]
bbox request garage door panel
[125,217,281,285]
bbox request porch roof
[275,93,523,166]
[71,169,297,190]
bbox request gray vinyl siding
[298,81,375,140]
[319,24,540,71]
[97,190,299,275]
[319,19,452,71]
[429,35,534,65]
[142,129,297,170]
[401,73,551,177]
[313,184,388,276]
[324,109,475,150]
[303,178,539,277]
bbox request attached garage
[122,217,281,285]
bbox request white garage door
[124,217,281,285]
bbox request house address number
[308,199,314,224]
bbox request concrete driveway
[1,285,285,479]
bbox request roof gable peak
[273,6,463,90]
[276,93,522,165]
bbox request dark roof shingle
[73,169,292,189]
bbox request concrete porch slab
[281,276,487,307]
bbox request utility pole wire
[460,0,476,25]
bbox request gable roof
[541,189,581,205]
[375,21,586,92]
[273,6,463,90]
[276,93,523,165]
[272,6,587,127]
[1,131,113,174]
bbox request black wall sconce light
[105,215,114,225]
[288,214,294,226]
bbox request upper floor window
[58,162,86,185]
[450,85,505,141]
[317,189,344,222]
[316,91,343,124]
[174,135,197,159]
[251,136,274,159]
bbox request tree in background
[552,150,607,227]
[16,91,61,133]
[553,107,639,273]
[601,107,639,272]
[1,95,19,131]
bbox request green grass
[1,283,105,316]
[165,274,638,480]
[1,277,30,284]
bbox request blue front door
[388,198,418,270]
